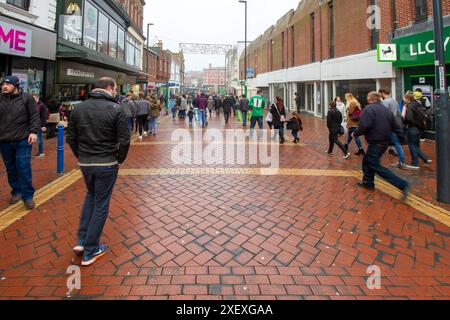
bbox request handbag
[47,113,60,124]
[350,108,362,121]
[338,126,345,136]
[236,110,242,122]
[265,111,273,122]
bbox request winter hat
[413,91,424,101]
[1,76,20,87]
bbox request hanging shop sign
[0,21,32,57]
[377,44,397,62]
[393,26,450,68]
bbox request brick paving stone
[0,115,448,299]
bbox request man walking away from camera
[67,77,131,267]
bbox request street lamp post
[432,0,450,204]
[146,23,154,96]
[239,0,247,97]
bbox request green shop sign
[393,25,450,68]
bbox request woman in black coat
[270,96,286,144]
[327,101,350,158]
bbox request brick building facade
[240,0,450,123]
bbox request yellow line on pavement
[0,170,82,231]
[350,170,450,227]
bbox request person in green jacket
[249,90,266,139]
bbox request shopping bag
[236,110,242,122]
[247,111,252,121]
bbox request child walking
[287,112,303,144]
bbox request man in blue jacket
[353,92,410,201]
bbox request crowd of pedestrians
[0,71,436,267]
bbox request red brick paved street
[0,113,449,300]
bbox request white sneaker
[343,153,351,159]
[138,136,143,141]
[425,160,433,165]
[407,165,420,170]
[143,132,148,137]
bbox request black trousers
[137,115,148,136]
[328,131,347,154]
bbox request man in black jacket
[0,76,40,210]
[353,92,410,200]
[67,77,131,267]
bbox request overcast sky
[144,0,301,71]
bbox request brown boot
[24,199,35,210]
[10,194,21,205]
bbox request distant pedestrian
[402,92,432,170]
[214,94,221,117]
[31,90,48,158]
[196,93,209,128]
[239,94,250,127]
[222,94,234,124]
[46,97,61,139]
[119,93,137,132]
[249,90,266,139]
[149,94,162,135]
[353,92,410,200]
[294,92,302,114]
[379,88,407,169]
[67,77,130,267]
[287,112,303,144]
[136,93,151,141]
[345,93,364,157]
[0,75,40,210]
[335,96,346,128]
[269,96,286,144]
[326,101,349,158]
[208,95,214,118]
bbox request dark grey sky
[144,0,301,71]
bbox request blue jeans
[0,139,34,200]
[127,117,133,132]
[362,144,408,190]
[242,111,248,126]
[390,132,405,163]
[77,165,118,258]
[37,128,44,155]
[249,116,264,138]
[347,127,363,150]
[150,116,158,133]
[199,110,207,127]
[407,126,429,167]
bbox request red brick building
[240,0,450,127]
[204,64,226,91]
[143,41,171,95]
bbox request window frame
[414,0,429,22]
[6,0,30,11]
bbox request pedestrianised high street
[0,0,449,305]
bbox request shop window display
[59,0,83,45]
[83,1,98,51]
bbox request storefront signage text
[393,26,450,68]
[409,37,450,56]
[67,69,95,78]
[0,21,32,57]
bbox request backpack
[350,108,362,121]
[411,103,428,130]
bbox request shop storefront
[0,15,56,99]
[393,24,450,133]
[55,0,147,102]
[56,60,140,101]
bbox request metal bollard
[57,123,65,174]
